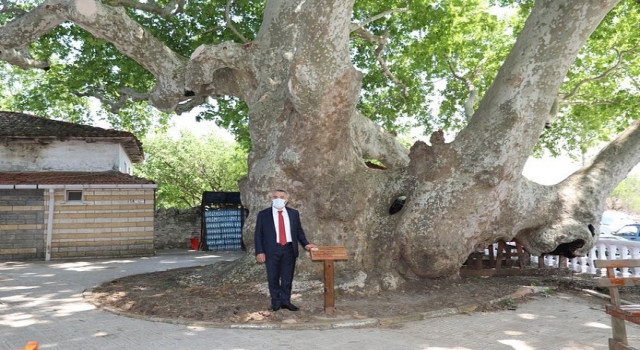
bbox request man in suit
[255,189,317,311]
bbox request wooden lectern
[310,246,348,315]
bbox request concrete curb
[572,287,638,306]
[83,284,554,330]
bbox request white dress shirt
[272,207,292,244]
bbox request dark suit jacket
[254,207,310,258]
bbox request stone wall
[154,207,201,249]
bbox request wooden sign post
[310,246,348,315]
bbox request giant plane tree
[1,0,640,288]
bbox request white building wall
[118,145,132,174]
[0,140,132,172]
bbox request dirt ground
[90,261,640,325]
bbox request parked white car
[600,210,635,235]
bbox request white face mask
[272,198,287,209]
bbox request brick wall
[47,188,155,259]
[0,189,45,260]
[0,189,214,260]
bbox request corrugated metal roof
[0,111,145,162]
[0,171,156,185]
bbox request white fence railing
[528,239,640,277]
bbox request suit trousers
[265,243,296,305]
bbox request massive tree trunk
[232,0,628,287]
[3,0,638,289]
[234,0,411,288]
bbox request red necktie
[278,210,287,245]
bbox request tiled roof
[0,171,156,185]
[0,111,144,162]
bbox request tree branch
[446,57,482,121]
[375,31,407,96]
[0,48,49,70]
[629,75,640,91]
[567,120,640,199]
[175,96,208,115]
[351,111,409,169]
[185,0,250,43]
[350,7,408,33]
[0,2,64,51]
[0,0,187,110]
[0,1,26,16]
[76,87,149,114]
[177,196,192,208]
[561,99,615,106]
[561,47,635,101]
[352,28,407,95]
[455,1,619,173]
[185,43,254,99]
[0,0,254,114]
[158,159,203,201]
[224,0,248,43]
[103,0,186,16]
[546,48,632,128]
[196,165,223,191]
[348,7,408,94]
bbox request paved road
[1,250,639,350]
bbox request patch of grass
[540,287,555,297]
[499,297,517,310]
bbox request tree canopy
[2,0,638,155]
[133,130,248,208]
[610,174,640,213]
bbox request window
[66,190,83,202]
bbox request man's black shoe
[269,304,281,311]
[281,303,299,311]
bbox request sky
[522,147,640,185]
[522,154,584,185]
[165,113,234,141]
